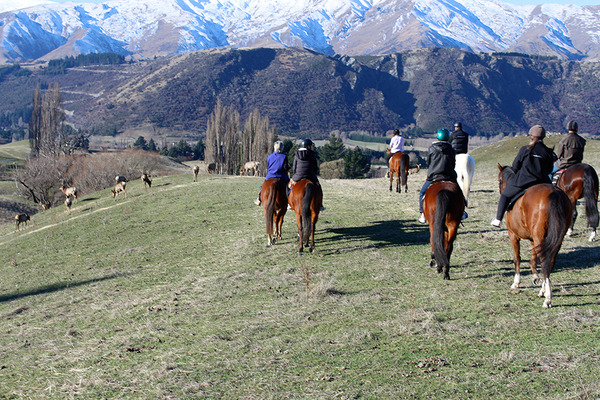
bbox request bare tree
[29,83,67,159]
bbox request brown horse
[288,179,323,253]
[556,163,599,242]
[422,180,465,280]
[388,150,409,193]
[498,165,572,308]
[260,178,288,246]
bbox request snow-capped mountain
[1,0,599,63]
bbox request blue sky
[44,0,600,2]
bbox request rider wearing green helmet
[418,128,458,223]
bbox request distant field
[0,136,599,398]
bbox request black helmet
[454,122,462,128]
[567,120,578,132]
[301,139,313,148]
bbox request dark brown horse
[260,178,288,246]
[388,150,409,193]
[288,179,323,253]
[556,163,599,242]
[422,180,465,280]
[498,165,572,308]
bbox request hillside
[1,48,600,141]
[1,137,599,398]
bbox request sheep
[111,181,127,200]
[15,213,30,231]
[141,173,152,188]
[193,165,199,182]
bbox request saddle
[551,168,565,186]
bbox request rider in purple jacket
[254,141,290,206]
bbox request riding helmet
[567,120,578,132]
[436,128,450,141]
[454,122,462,128]
[528,125,546,139]
[301,139,313,148]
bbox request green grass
[0,136,599,399]
[0,140,30,166]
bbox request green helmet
[436,128,450,141]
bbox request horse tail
[264,182,276,236]
[400,153,409,188]
[433,190,451,268]
[535,189,570,273]
[302,182,315,244]
[583,166,599,229]
[463,155,475,203]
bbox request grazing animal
[59,185,78,201]
[556,163,599,242]
[141,173,152,189]
[422,180,465,280]
[454,153,475,206]
[193,165,199,182]
[115,176,128,184]
[241,161,261,176]
[498,165,572,308]
[111,181,127,199]
[15,213,30,231]
[288,179,323,253]
[387,149,409,193]
[65,196,73,214]
[207,163,216,174]
[261,178,288,246]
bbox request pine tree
[344,146,371,178]
[320,134,346,162]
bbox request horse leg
[589,228,596,242]
[566,206,577,236]
[508,232,522,289]
[529,243,541,286]
[296,213,304,252]
[389,173,393,192]
[539,276,552,308]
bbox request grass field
[0,135,599,399]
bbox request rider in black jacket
[450,122,469,154]
[491,125,556,227]
[418,129,457,223]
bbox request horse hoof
[589,232,596,242]
[436,266,442,274]
[429,259,436,268]
[543,301,552,309]
[532,278,541,287]
[566,228,573,236]
[443,274,450,280]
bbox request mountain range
[2,47,598,137]
[1,0,600,63]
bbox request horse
[555,163,599,242]
[288,179,323,253]
[422,180,465,280]
[260,178,288,246]
[387,150,409,193]
[455,153,475,206]
[498,165,572,308]
[241,161,260,176]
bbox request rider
[418,128,457,223]
[450,122,469,154]
[254,140,290,206]
[385,129,404,178]
[491,125,557,227]
[552,120,586,184]
[290,138,325,211]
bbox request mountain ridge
[1,0,600,63]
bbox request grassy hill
[1,136,599,398]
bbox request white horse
[455,153,475,206]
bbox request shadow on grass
[81,197,99,202]
[319,219,429,254]
[0,272,132,304]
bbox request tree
[344,147,371,179]
[29,82,68,158]
[193,139,205,160]
[133,136,148,150]
[147,138,157,152]
[320,134,346,162]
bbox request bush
[319,159,345,179]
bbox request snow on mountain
[1,0,600,63]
